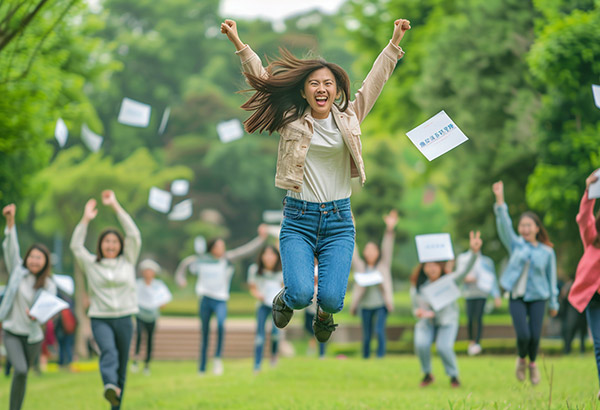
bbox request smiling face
[25,248,47,275]
[423,262,443,282]
[101,233,122,259]
[518,215,540,244]
[261,247,279,271]
[210,239,226,259]
[301,67,339,120]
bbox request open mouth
[315,95,328,107]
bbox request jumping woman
[221,17,411,342]
[1,204,56,410]
[70,190,141,409]
[492,181,558,385]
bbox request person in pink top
[568,169,600,399]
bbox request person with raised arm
[492,181,558,385]
[1,203,56,410]
[70,190,141,409]
[221,17,411,343]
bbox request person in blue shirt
[492,181,558,385]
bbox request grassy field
[8,354,599,409]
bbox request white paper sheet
[158,106,171,135]
[55,118,68,147]
[354,271,384,287]
[420,275,461,311]
[415,233,455,263]
[29,290,69,324]
[217,119,244,143]
[194,236,207,255]
[168,199,193,221]
[406,110,468,161]
[589,169,600,200]
[262,210,283,224]
[592,84,600,109]
[118,97,151,127]
[52,274,75,296]
[148,187,172,213]
[81,123,103,152]
[171,179,189,196]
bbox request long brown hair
[96,228,124,262]
[519,211,553,247]
[22,244,51,290]
[241,48,351,134]
[256,245,282,276]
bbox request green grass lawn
[11,354,599,409]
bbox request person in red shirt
[569,169,600,399]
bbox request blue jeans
[199,296,227,372]
[91,316,133,410]
[279,196,355,314]
[587,299,600,387]
[57,332,74,366]
[361,306,388,358]
[509,298,546,362]
[414,320,459,378]
[254,305,279,370]
[466,298,486,344]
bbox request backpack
[60,308,77,335]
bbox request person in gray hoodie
[70,190,141,409]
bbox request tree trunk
[74,263,91,359]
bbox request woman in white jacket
[70,190,141,409]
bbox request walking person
[456,249,502,356]
[1,203,56,410]
[568,170,600,399]
[131,259,171,376]
[411,231,482,388]
[175,225,268,375]
[70,190,141,409]
[221,17,411,342]
[247,245,283,373]
[350,210,398,359]
[492,181,558,385]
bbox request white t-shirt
[136,278,172,322]
[194,259,235,301]
[288,113,352,203]
[247,264,283,307]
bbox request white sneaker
[130,362,139,373]
[470,344,482,356]
[143,367,151,376]
[213,359,223,376]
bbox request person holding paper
[221,16,410,344]
[349,210,398,359]
[410,231,482,388]
[568,170,600,398]
[1,204,56,410]
[70,190,141,409]
[131,259,171,376]
[492,181,558,385]
[247,245,284,373]
[175,225,268,375]
[456,250,502,356]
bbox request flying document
[354,271,384,287]
[52,274,75,296]
[415,233,454,263]
[168,199,193,221]
[194,236,207,255]
[29,290,69,324]
[593,84,600,109]
[420,275,461,312]
[217,119,244,143]
[148,187,172,214]
[81,124,103,152]
[171,179,189,196]
[406,110,468,161]
[118,97,151,127]
[158,106,171,135]
[55,118,68,147]
[589,169,600,200]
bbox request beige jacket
[236,41,404,192]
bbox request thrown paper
[168,199,193,221]
[415,233,454,263]
[52,274,75,296]
[171,179,189,196]
[118,97,151,127]
[29,290,69,324]
[406,111,468,161]
[148,187,172,214]
[194,236,207,255]
[589,169,600,199]
[55,118,68,147]
[217,119,244,143]
[158,106,171,135]
[81,124,103,152]
[592,84,600,110]
[354,271,384,287]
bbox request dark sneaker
[312,309,338,343]
[104,384,121,406]
[420,374,434,387]
[450,377,461,388]
[272,289,293,329]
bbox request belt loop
[302,201,307,214]
[333,200,339,213]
